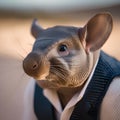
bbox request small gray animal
[23,13,120,120]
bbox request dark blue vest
[34,51,120,120]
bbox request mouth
[34,72,49,81]
[33,70,68,88]
[35,76,61,89]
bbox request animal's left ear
[31,19,44,39]
[79,13,113,53]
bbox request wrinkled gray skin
[23,13,113,107]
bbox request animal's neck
[57,85,84,109]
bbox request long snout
[23,52,50,79]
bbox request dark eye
[58,44,69,56]
[59,45,67,52]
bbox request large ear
[31,19,44,38]
[80,13,113,53]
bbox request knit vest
[34,51,120,120]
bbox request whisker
[51,66,67,73]
[50,67,67,81]
[27,42,33,46]
[17,39,29,55]
[51,63,81,68]
[55,67,68,79]
[16,51,25,60]
[50,64,65,67]
[55,71,67,82]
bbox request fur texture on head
[23,13,113,89]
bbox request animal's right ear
[31,19,44,39]
[78,13,113,53]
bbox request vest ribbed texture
[70,51,120,120]
[34,51,120,120]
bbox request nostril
[32,62,38,70]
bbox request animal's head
[23,13,113,89]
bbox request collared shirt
[23,57,120,120]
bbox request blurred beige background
[0,1,120,120]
